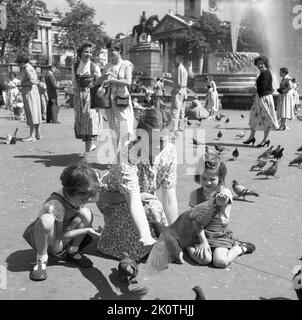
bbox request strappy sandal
[30,260,47,281]
[235,240,256,256]
[66,252,93,268]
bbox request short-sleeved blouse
[100,142,177,194]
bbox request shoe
[89,144,96,152]
[235,240,256,256]
[36,135,43,140]
[30,260,47,281]
[243,137,256,146]
[66,252,93,268]
[257,139,270,148]
[22,137,36,142]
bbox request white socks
[34,254,48,270]
[139,237,156,246]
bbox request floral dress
[97,142,177,261]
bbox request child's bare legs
[186,245,212,265]
[212,245,244,268]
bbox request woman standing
[72,42,103,153]
[102,40,134,149]
[276,67,294,130]
[96,108,179,261]
[16,53,42,141]
[204,75,219,119]
[243,56,278,147]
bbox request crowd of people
[1,42,299,296]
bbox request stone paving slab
[0,106,301,300]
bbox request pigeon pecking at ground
[118,252,139,284]
[256,161,278,178]
[250,159,267,171]
[289,154,302,167]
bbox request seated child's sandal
[66,252,93,268]
[30,260,47,281]
[235,240,256,256]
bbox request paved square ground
[0,106,301,300]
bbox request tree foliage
[58,0,109,58]
[0,0,40,61]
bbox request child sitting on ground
[23,163,101,281]
[186,153,255,268]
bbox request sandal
[23,137,36,142]
[235,240,256,256]
[66,252,93,268]
[30,260,47,281]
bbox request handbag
[90,84,111,109]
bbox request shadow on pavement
[259,296,293,300]
[206,142,257,149]
[14,153,84,167]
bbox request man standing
[45,65,60,123]
[153,77,165,109]
[171,55,188,134]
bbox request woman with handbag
[72,42,103,153]
[101,40,134,149]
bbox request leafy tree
[58,0,109,58]
[0,0,40,61]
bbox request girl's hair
[137,107,172,132]
[77,42,93,58]
[254,55,270,69]
[194,153,227,185]
[205,75,212,81]
[106,39,123,54]
[60,163,100,199]
[280,67,289,75]
[16,53,30,64]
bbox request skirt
[277,92,294,120]
[205,229,235,250]
[74,88,103,141]
[97,198,168,261]
[249,93,279,131]
[22,85,42,126]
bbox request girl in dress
[186,153,255,267]
[291,78,300,114]
[277,67,294,130]
[204,75,219,119]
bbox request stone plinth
[129,41,162,86]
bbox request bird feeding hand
[215,193,229,206]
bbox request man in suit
[171,55,188,134]
[45,65,60,123]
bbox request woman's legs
[279,118,286,130]
[35,124,41,139]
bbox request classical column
[47,27,53,65]
[164,40,169,73]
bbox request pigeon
[297,146,302,152]
[220,113,227,118]
[232,148,239,160]
[271,145,281,157]
[256,161,278,178]
[232,180,259,200]
[217,130,223,139]
[257,146,274,160]
[235,131,246,139]
[118,252,138,284]
[192,286,206,300]
[192,138,203,146]
[215,144,225,153]
[273,147,284,161]
[250,159,267,171]
[289,154,302,167]
[215,114,222,121]
[241,114,245,118]
[225,117,230,124]
[146,195,221,272]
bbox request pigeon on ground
[250,159,267,171]
[217,130,223,139]
[256,161,278,178]
[235,131,246,139]
[232,148,239,160]
[271,145,281,157]
[232,180,259,200]
[257,146,274,160]
[215,114,222,121]
[225,117,230,124]
[297,146,302,152]
[118,252,138,284]
[192,286,206,300]
[241,114,245,118]
[146,195,221,272]
[273,147,284,161]
[192,138,203,146]
[289,154,302,167]
[215,144,225,153]
[187,120,192,126]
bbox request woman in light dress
[276,67,294,130]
